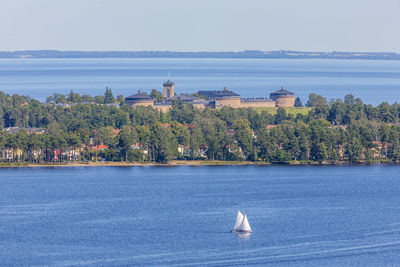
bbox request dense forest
[1,89,400,164]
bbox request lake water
[0,58,400,105]
[1,165,400,266]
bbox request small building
[125,90,154,108]
[92,144,109,151]
[178,144,191,156]
[372,141,389,158]
[131,143,148,154]
[270,87,295,107]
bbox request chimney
[224,87,227,91]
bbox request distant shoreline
[0,160,397,168]
[1,50,399,60]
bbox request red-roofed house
[266,125,277,130]
[92,144,109,150]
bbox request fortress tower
[125,90,154,108]
[163,80,175,98]
[269,87,295,107]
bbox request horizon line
[1,49,399,54]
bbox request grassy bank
[253,107,313,116]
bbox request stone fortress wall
[238,98,276,108]
[130,100,154,108]
[126,81,295,110]
[214,97,241,108]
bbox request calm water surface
[0,58,400,105]
[1,165,400,266]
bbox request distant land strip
[1,50,400,60]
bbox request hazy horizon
[1,0,399,52]
[1,49,400,53]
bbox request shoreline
[0,160,397,168]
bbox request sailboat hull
[232,230,252,233]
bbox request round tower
[270,87,295,107]
[125,90,154,108]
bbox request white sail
[238,214,252,232]
[233,210,244,230]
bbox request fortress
[125,80,295,112]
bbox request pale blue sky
[1,0,399,52]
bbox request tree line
[1,89,400,164]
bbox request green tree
[306,93,328,107]
[52,93,67,104]
[104,87,115,104]
[150,89,164,102]
[97,126,116,147]
[275,108,287,124]
[118,126,137,162]
[67,90,82,103]
[347,137,362,163]
[81,94,94,103]
[344,94,355,105]
[94,95,105,104]
[117,94,125,104]
[150,122,178,162]
[233,118,254,160]
[294,97,303,107]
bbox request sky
[0,0,400,52]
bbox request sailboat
[232,210,252,233]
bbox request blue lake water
[1,166,400,266]
[0,58,400,105]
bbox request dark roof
[197,88,240,98]
[162,94,202,103]
[125,90,153,100]
[163,80,175,86]
[270,87,294,96]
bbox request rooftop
[270,87,294,96]
[125,90,153,100]
[198,87,240,98]
[163,80,175,86]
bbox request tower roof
[163,80,175,86]
[270,87,294,96]
[125,90,153,100]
